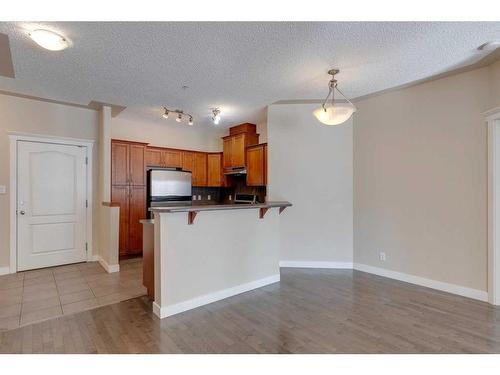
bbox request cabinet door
[232,134,246,167]
[264,144,268,185]
[193,153,207,187]
[163,149,182,168]
[112,185,129,256]
[182,151,195,172]
[246,145,265,186]
[207,153,223,187]
[111,141,129,185]
[222,137,232,168]
[145,148,163,167]
[129,144,145,186]
[128,186,145,255]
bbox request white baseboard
[353,263,488,302]
[96,256,120,273]
[279,260,353,269]
[154,274,280,319]
[0,266,10,276]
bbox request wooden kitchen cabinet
[145,147,163,167]
[128,186,146,255]
[193,153,207,187]
[111,141,129,185]
[111,139,147,258]
[163,149,182,168]
[112,140,146,186]
[246,143,267,186]
[222,132,259,169]
[182,151,207,186]
[182,151,195,172]
[207,153,224,187]
[146,147,182,168]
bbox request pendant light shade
[313,69,356,126]
[313,102,356,126]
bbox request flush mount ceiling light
[478,41,500,51]
[29,29,69,51]
[313,69,356,126]
[212,108,221,125]
[162,107,194,126]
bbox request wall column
[98,106,120,272]
[487,107,500,305]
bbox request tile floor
[0,258,146,331]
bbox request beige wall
[488,59,500,109]
[353,67,491,291]
[111,116,225,152]
[268,103,353,264]
[0,93,99,269]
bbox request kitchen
[110,120,291,318]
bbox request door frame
[487,107,500,305]
[8,132,94,274]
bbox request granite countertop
[148,201,292,213]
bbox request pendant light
[212,108,221,125]
[29,29,69,51]
[313,69,356,126]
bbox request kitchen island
[146,201,291,319]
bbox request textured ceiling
[0,22,499,127]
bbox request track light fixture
[162,107,194,125]
[212,108,221,125]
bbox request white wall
[154,208,280,317]
[267,103,353,264]
[0,93,99,270]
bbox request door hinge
[85,242,88,252]
[85,199,88,208]
[85,156,88,165]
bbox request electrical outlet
[379,252,386,261]
[208,194,211,200]
[192,195,196,201]
[0,185,6,194]
[197,195,201,200]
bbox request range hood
[224,167,247,176]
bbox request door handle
[19,210,26,215]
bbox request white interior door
[17,140,88,271]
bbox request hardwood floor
[1,268,500,353]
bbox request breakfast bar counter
[146,201,291,319]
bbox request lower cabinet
[112,185,145,257]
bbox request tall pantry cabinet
[111,139,147,258]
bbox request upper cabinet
[163,149,182,168]
[193,153,207,187]
[207,153,224,187]
[246,144,267,186]
[222,126,259,169]
[182,151,206,187]
[145,147,182,168]
[112,140,146,186]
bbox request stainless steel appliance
[147,169,192,218]
[234,194,257,204]
[224,167,247,176]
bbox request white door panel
[17,141,87,271]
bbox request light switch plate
[0,185,6,194]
